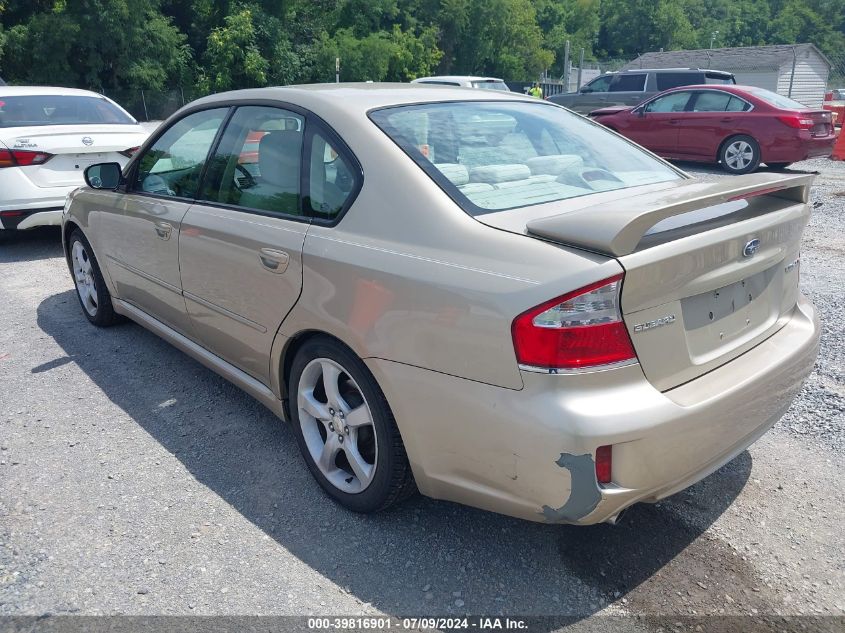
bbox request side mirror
[636,107,646,118]
[580,86,591,94]
[84,163,122,190]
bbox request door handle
[669,119,680,124]
[720,117,734,123]
[258,248,290,274]
[154,221,172,240]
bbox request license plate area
[681,265,781,363]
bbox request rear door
[101,107,229,337]
[676,90,752,158]
[178,105,361,385]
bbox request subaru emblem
[81,136,94,146]
[743,238,760,258]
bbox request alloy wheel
[71,240,99,316]
[724,140,754,171]
[297,357,378,493]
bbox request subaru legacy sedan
[62,84,819,525]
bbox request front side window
[609,74,647,92]
[584,76,612,93]
[0,95,136,128]
[200,106,304,216]
[370,101,680,214]
[645,92,692,113]
[134,108,227,198]
[306,130,358,220]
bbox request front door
[101,108,229,336]
[625,91,693,156]
[178,106,310,384]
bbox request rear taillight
[512,274,637,371]
[119,146,140,158]
[776,115,814,130]
[0,148,54,168]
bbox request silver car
[62,84,819,524]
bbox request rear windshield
[369,101,680,215]
[0,95,136,128]
[743,87,808,110]
[471,80,509,91]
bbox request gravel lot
[0,158,843,629]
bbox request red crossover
[589,85,836,174]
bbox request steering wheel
[234,163,257,190]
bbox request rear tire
[288,337,416,513]
[719,135,760,174]
[69,229,119,327]
[766,162,792,171]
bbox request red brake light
[119,146,140,158]
[511,274,637,370]
[776,115,814,130]
[595,445,612,484]
[0,148,54,168]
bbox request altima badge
[743,238,761,258]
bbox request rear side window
[609,74,647,92]
[744,87,808,110]
[370,101,679,215]
[0,95,136,127]
[691,91,733,112]
[305,129,359,220]
[133,108,227,198]
[199,106,304,216]
[655,72,703,91]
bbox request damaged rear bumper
[366,295,819,525]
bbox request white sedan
[0,87,150,232]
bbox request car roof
[188,83,532,116]
[0,86,111,97]
[610,68,734,75]
[413,76,505,83]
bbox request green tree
[199,6,268,91]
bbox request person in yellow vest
[528,82,543,99]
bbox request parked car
[589,85,836,174]
[412,75,510,91]
[63,84,819,525]
[0,87,149,232]
[823,88,844,127]
[549,68,735,114]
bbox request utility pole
[336,57,340,84]
[577,48,584,91]
[710,31,719,49]
[563,40,570,92]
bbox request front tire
[719,135,760,174]
[288,337,415,513]
[69,229,119,327]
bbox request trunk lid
[0,124,148,187]
[805,109,834,137]
[480,172,814,391]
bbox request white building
[622,44,832,108]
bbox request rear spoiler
[525,172,814,257]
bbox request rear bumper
[367,295,819,524]
[0,208,64,230]
[763,133,836,162]
[0,166,78,228]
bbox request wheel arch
[716,132,758,163]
